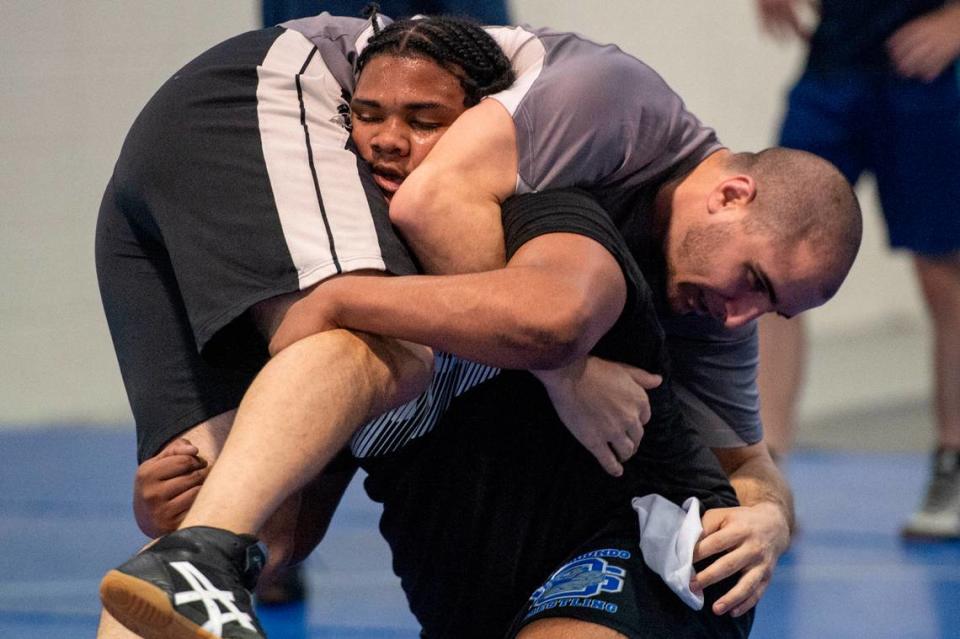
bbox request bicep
[508,232,627,347]
[510,233,626,300]
[500,188,651,356]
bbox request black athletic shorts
[94,23,415,462]
[361,372,752,639]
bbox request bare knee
[516,618,627,639]
[358,333,434,413]
[300,329,433,419]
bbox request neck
[651,180,676,246]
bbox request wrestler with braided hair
[95,11,574,639]
[357,12,515,106]
[345,13,515,205]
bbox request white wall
[0,1,926,426]
[0,2,258,424]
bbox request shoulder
[277,14,378,93]
[282,13,377,47]
[489,26,677,117]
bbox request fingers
[587,439,624,477]
[627,367,658,426]
[692,509,731,561]
[886,19,958,82]
[691,504,789,616]
[636,395,652,425]
[156,437,199,458]
[698,561,772,617]
[625,420,645,450]
[159,465,209,499]
[887,34,929,79]
[136,482,203,536]
[148,452,208,482]
[692,533,751,591]
[163,485,204,527]
[134,462,208,536]
[691,515,773,616]
[692,547,747,595]
[631,369,662,390]
[692,527,740,564]
[610,417,645,465]
[138,463,207,510]
[608,434,636,465]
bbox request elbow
[503,242,626,369]
[389,173,438,239]
[517,301,597,370]
[518,279,623,369]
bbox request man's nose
[371,120,409,156]
[723,294,772,329]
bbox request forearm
[716,443,796,534]
[298,235,625,369]
[332,274,579,369]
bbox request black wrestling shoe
[100,526,267,639]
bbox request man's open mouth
[372,166,405,194]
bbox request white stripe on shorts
[257,29,387,290]
[351,354,501,458]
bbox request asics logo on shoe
[170,561,256,634]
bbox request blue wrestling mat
[1,427,957,638]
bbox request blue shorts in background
[780,64,960,256]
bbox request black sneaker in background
[100,526,267,639]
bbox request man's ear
[707,175,757,214]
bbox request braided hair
[357,8,515,107]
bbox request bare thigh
[155,409,309,571]
[517,618,627,639]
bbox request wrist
[752,498,794,541]
[531,358,586,390]
[322,275,351,329]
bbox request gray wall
[0,2,927,428]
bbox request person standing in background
[262,0,509,26]
[754,0,960,539]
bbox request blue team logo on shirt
[530,550,628,606]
